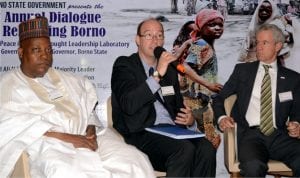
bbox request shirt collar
[259,60,277,71]
[141,59,157,76]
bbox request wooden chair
[223,95,293,178]
[10,152,31,178]
[107,96,166,177]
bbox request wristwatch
[153,70,162,79]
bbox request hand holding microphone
[154,47,185,77]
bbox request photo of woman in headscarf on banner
[238,0,294,65]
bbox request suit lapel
[135,53,176,118]
[241,62,260,115]
[133,53,148,80]
[275,66,287,127]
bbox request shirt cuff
[218,115,227,124]
[187,121,197,131]
[146,77,160,94]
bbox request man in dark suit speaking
[111,18,216,177]
[213,24,300,177]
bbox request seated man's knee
[171,141,195,163]
[204,139,216,153]
[43,160,86,178]
[239,160,268,177]
[196,138,216,160]
[165,141,196,176]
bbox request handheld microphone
[154,46,185,74]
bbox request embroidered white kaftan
[0,68,155,178]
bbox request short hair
[255,24,285,44]
[136,18,164,36]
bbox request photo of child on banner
[179,9,225,149]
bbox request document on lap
[145,124,205,139]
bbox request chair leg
[231,172,241,178]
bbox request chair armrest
[224,127,238,172]
[224,94,237,116]
[223,94,239,172]
[10,152,31,178]
[107,96,124,141]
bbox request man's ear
[275,42,283,53]
[135,35,140,47]
[18,47,23,60]
[18,47,24,63]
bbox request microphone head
[154,46,166,59]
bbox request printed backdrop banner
[2,1,300,177]
[1,0,200,124]
[0,0,261,123]
[1,0,299,123]
[0,0,142,122]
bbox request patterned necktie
[260,65,274,136]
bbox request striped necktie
[260,65,274,136]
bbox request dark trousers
[238,128,300,177]
[125,131,216,177]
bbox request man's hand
[287,121,300,139]
[85,134,98,151]
[156,51,177,77]
[44,131,98,151]
[85,125,98,150]
[219,116,235,132]
[174,105,195,126]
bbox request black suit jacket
[111,53,184,136]
[213,61,300,140]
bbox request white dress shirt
[245,61,277,127]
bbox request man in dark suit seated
[213,23,300,177]
[111,18,217,177]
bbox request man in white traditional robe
[0,16,155,178]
